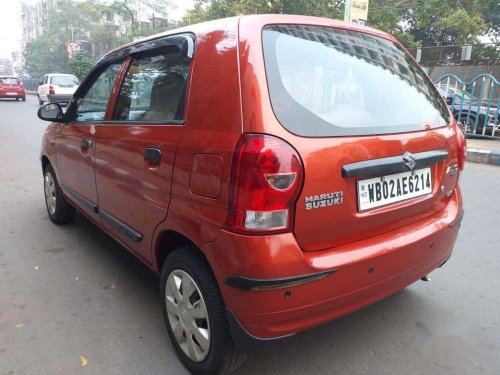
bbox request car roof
[101,14,398,61]
[0,76,20,79]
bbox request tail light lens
[49,85,55,95]
[224,134,303,234]
[457,127,467,171]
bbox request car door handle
[144,147,162,164]
[81,138,92,149]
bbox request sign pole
[344,0,352,22]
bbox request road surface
[0,96,499,374]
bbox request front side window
[112,49,190,123]
[263,25,450,136]
[75,62,122,122]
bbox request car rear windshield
[0,78,20,84]
[262,25,450,137]
[50,76,79,86]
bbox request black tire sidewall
[160,249,234,375]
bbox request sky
[0,0,195,59]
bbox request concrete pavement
[1,96,499,375]
[466,138,500,166]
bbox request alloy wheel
[458,117,474,134]
[165,269,210,362]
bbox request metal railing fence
[434,74,500,138]
[21,77,40,93]
[410,43,499,65]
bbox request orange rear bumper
[204,188,462,339]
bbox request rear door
[94,35,192,263]
[261,25,459,251]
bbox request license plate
[357,168,432,211]
[7,92,17,95]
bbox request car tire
[22,97,26,102]
[160,248,246,375]
[38,95,43,105]
[43,164,75,224]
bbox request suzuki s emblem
[403,151,417,170]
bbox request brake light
[224,134,303,234]
[457,127,467,171]
[49,85,55,95]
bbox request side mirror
[39,80,43,86]
[37,103,64,122]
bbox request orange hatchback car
[39,15,465,374]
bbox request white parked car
[38,73,79,105]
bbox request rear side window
[50,75,79,86]
[112,50,190,123]
[262,25,450,136]
[0,78,20,84]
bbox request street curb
[467,148,500,166]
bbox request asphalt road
[1,95,499,375]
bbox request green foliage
[395,0,491,46]
[181,0,498,48]
[69,50,96,80]
[24,34,69,76]
[181,0,345,26]
[23,0,498,77]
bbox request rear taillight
[457,127,467,171]
[224,134,303,234]
[49,85,55,95]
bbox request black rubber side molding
[100,209,143,243]
[342,150,449,178]
[61,184,142,243]
[62,184,98,213]
[225,269,337,291]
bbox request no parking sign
[65,40,81,57]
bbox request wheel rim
[459,118,473,133]
[44,172,56,215]
[165,269,210,362]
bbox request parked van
[38,15,466,374]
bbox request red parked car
[38,15,465,374]
[0,76,26,101]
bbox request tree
[393,0,489,46]
[180,0,496,48]
[69,50,96,80]
[24,34,69,76]
[181,0,345,26]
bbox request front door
[94,41,191,263]
[56,61,123,216]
